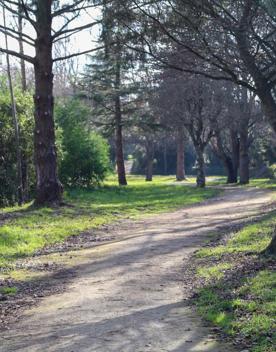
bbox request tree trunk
[163,141,168,175]
[145,141,154,182]
[33,1,63,205]
[18,5,27,92]
[265,235,276,255]
[239,127,250,184]
[18,5,29,202]
[3,8,23,206]
[223,156,237,184]
[196,146,206,188]
[114,49,127,186]
[115,108,127,186]
[239,88,250,185]
[230,129,240,183]
[236,26,276,134]
[176,127,186,181]
[213,132,238,184]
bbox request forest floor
[0,184,274,352]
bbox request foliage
[0,78,34,206]
[0,176,218,268]
[0,286,17,295]
[55,99,110,186]
[267,163,276,179]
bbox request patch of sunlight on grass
[196,270,276,350]
[196,211,276,259]
[207,176,276,190]
[197,263,233,280]
[196,288,234,331]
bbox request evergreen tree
[81,0,142,186]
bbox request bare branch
[53,45,105,62]
[0,47,34,63]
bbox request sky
[0,2,101,69]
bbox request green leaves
[55,98,110,186]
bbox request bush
[267,163,276,179]
[0,79,34,206]
[56,99,110,187]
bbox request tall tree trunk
[18,5,27,92]
[213,132,237,184]
[114,104,127,186]
[163,140,168,175]
[224,157,237,184]
[196,146,206,188]
[239,127,250,184]
[239,89,250,185]
[33,1,63,205]
[230,129,240,183]
[145,141,154,182]
[18,5,29,202]
[114,49,127,186]
[176,127,186,181]
[3,8,23,206]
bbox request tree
[133,1,276,136]
[82,0,145,186]
[156,67,221,187]
[0,0,102,205]
[176,126,186,181]
[56,99,110,187]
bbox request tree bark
[176,127,186,181]
[18,5,29,202]
[114,49,127,186]
[236,20,276,134]
[239,88,250,185]
[145,141,154,182]
[223,156,236,184]
[265,235,276,255]
[33,1,63,205]
[196,146,206,188]
[230,129,240,183]
[163,140,168,175]
[239,125,250,184]
[18,5,27,92]
[213,132,238,184]
[115,106,127,186]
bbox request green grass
[195,212,276,352]
[0,176,218,269]
[197,262,233,280]
[197,212,276,258]
[207,176,276,190]
[0,286,17,295]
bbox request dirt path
[0,187,274,352]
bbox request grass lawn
[0,175,218,269]
[206,176,276,190]
[194,211,276,352]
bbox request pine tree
[82,1,140,186]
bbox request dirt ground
[0,187,273,352]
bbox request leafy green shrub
[267,163,276,179]
[56,99,110,187]
[0,78,34,206]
